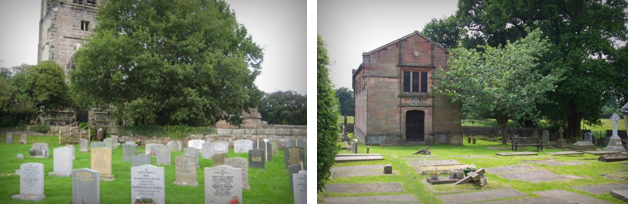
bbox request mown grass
[0,135,293,204]
[319,134,628,203]
[461,118,626,132]
[337,116,354,124]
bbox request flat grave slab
[601,170,628,180]
[452,155,498,159]
[332,170,396,178]
[407,159,461,166]
[334,156,384,162]
[496,152,538,156]
[336,153,382,157]
[621,163,628,167]
[534,190,613,204]
[323,194,419,203]
[498,169,582,183]
[414,165,468,175]
[330,165,382,172]
[479,197,571,204]
[584,150,623,155]
[572,183,628,194]
[324,183,404,194]
[611,190,628,203]
[426,177,459,184]
[522,160,588,166]
[437,189,528,204]
[485,164,536,174]
[545,151,583,156]
[487,146,522,150]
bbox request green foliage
[434,29,561,144]
[117,125,216,139]
[334,87,354,116]
[30,124,50,134]
[135,197,153,203]
[258,91,307,125]
[421,15,462,49]
[317,35,340,192]
[70,0,264,126]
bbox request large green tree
[258,91,307,125]
[70,0,263,126]
[334,87,354,116]
[317,35,340,192]
[434,29,561,144]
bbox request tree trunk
[567,102,582,141]
[495,116,509,144]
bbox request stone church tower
[38,0,99,73]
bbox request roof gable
[362,31,449,56]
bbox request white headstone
[156,146,171,165]
[12,163,45,201]
[213,141,229,154]
[173,155,198,186]
[167,140,182,151]
[188,139,205,150]
[605,113,626,151]
[225,157,250,190]
[204,165,242,204]
[50,147,73,177]
[183,147,199,168]
[65,145,76,160]
[292,171,307,204]
[6,132,12,144]
[145,143,163,155]
[20,133,27,144]
[79,139,89,152]
[234,140,253,153]
[131,165,165,204]
[201,142,214,159]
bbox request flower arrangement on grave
[463,164,476,176]
[230,196,240,204]
[134,197,154,204]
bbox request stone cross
[605,113,626,151]
[611,113,620,137]
[558,127,564,139]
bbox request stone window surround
[401,67,431,94]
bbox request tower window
[81,21,90,31]
[72,0,83,4]
[86,0,96,6]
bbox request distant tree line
[258,91,307,125]
[334,87,354,116]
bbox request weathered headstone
[65,145,76,160]
[201,142,214,159]
[555,127,568,148]
[188,139,205,150]
[156,146,171,165]
[173,155,198,186]
[285,146,305,168]
[204,165,242,204]
[253,139,273,161]
[123,144,136,162]
[131,165,165,204]
[29,143,49,158]
[12,163,45,201]
[20,133,27,144]
[91,147,114,181]
[271,140,279,155]
[605,113,626,151]
[225,157,250,190]
[213,141,229,154]
[183,147,200,168]
[598,153,628,162]
[145,143,164,156]
[6,132,12,144]
[234,139,253,153]
[288,163,306,192]
[17,153,24,159]
[110,135,119,149]
[90,142,105,150]
[125,141,136,145]
[212,153,226,166]
[103,138,114,149]
[167,140,182,151]
[248,149,266,168]
[353,139,359,153]
[384,164,393,174]
[72,168,99,204]
[133,154,152,167]
[584,132,594,143]
[542,130,549,146]
[79,139,88,152]
[292,171,307,204]
[50,147,73,177]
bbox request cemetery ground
[318,134,628,203]
[0,135,295,203]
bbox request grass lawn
[337,116,354,124]
[0,135,294,204]
[461,118,626,132]
[319,134,628,203]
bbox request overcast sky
[0,0,306,95]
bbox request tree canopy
[258,91,306,125]
[334,87,354,116]
[70,0,264,126]
[317,35,340,192]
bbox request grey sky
[0,0,307,95]
[318,0,459,90]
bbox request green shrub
[317,35,340,192]
[118,125,216,139]
[30,124,50,133]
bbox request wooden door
[406,111,425,141]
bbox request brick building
[352,31,462,145]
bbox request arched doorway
[406,110,425,141]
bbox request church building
[352,31,462,145]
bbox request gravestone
[173,155,198,186]
[234,139,253,153]
[271,140,279,155]
[292,171,307,204]
[213,141,229,154]
[584,132,594,143]
[110,135,119,148]
[384,164,393,174]
[288,163,306,192]
[17,153,23,159]
[156,146,171,165]
[285,146,305,168]
[90,142,105,150]
[79,139,89,152]
[50,147,73,177]
[131,165,165,204]
[212,153,225,166]
[323,195,418,203]
[183,147,200,168]
[555,127,568,148]
[437,189,528,204]
[20,133,27,144]
[145,143,163,156]
[605,113,626,151]
[248,149,266,168]
[201,142,214,159]
[12,163,45,201]
[6,132,12,144]
[253,139,273,161]
[133,154,152,167]
[125,141,136,145]
[542,130,549,146]
[204,165,243,204]
[103,138,113,149]
[167,140,182,151]
[598,153,628,162]
[353,139,359,153]
[225,157,250,190]
[65,145,76,160]
[123,144,136,162]
[72,168,99,204]
[91,147,114,181]
[188,139,205,150]
[29,143,49,158]
[325,183,404,193]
